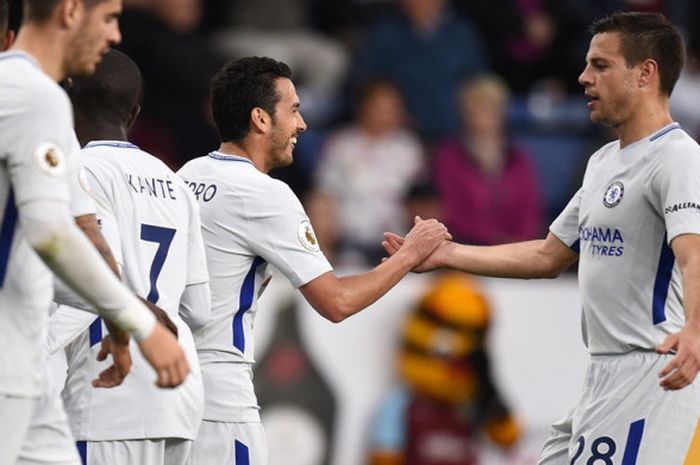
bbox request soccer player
[46,48,210,465]
[383,11,700,465]
[0,0,189,463]
[178,56,451,465]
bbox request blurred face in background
[65,0,122,76]
[401,0,445,30]
[459,76,509,137]
[153,0,201,33]
[357,82,407,137]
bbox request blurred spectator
[368,272,521,465]
[313,78,425,267]
[210,0,349,125]
[670,9,700,141]
[453,0,585,94]
[433,74,544,245]
[350,0,489,143]
[119,0,223,167]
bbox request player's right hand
[383,217,453,272]
[136,323,190,388]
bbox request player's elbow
[314,292,356,323]
[319,303,351,323]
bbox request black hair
[210,56,292,143]
[590,11,684,96]
[8,0,21,35]
[0,0,7,37]
[24,0,105,23]
[68,48,142,128]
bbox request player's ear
[59,0,84,29]
[250,107,270,134]
[1,30,15,51]
[638,58,658,89]
[127,104,141,130]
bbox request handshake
[381,215,455,273]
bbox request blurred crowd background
[115,0,700,270]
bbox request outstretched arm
[300,217,451,322]
[382,231,578,279]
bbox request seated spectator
[350,0,489,143]
[368,272,521,465]
[313,78,424,267]
[433,74,544,245]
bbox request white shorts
[15,386,80,465]
[188,420,267,465]
[538,351,700,465]
[77,438,191,465]
[0,394,36,465]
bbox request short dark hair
[68,48,142,128]
[0,0,8,37]
[8,0,21,35]
[210,56,292,143]
[24,0,106,23]
[590,11,684,97]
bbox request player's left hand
[656,326,700,390]
[92,333,132,388]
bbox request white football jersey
[56,141,209,440]
[178,152,332,422]
[0,52,76,397]
[550,124,700,354]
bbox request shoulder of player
[651,129,700,164]
[19,71,72,120]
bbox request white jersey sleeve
[649,138,700,242]
[67,134,97,218]
[4,67,72,207]
[550,187,584,252]
[244,179,331,288]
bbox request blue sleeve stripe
[570,239,580,254]
[235,440,250,465]
[621,419,645,465]
[76,441,87,465]
[233,256,265,352]
[0,189,17,287]
[89,317,103,347]
[652,235,674,325]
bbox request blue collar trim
[649,123,681,142]
[207,152,254,165]
[85,141,140,150]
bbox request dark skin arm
[74,214,177,388]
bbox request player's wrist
[110,296,157,341]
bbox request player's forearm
[75,213,120,276]
[303,249,416,322]
[442,235,571,279]
[20,201,155,340]
[679,251,700,330]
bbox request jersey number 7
[140,223,176,304]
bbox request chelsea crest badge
[603,181,624,208]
